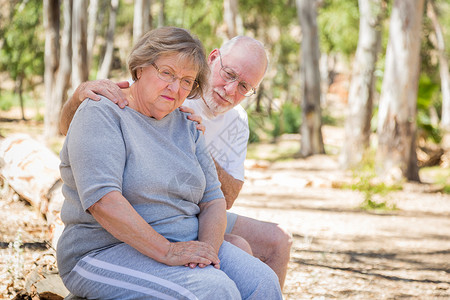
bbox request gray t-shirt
[57,97,224,277]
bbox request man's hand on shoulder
[179,105,205,134]
[60,79,130,135]
[77,79,129,108]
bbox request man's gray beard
[204,88,231,116]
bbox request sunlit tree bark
[71,0,88,89]
[296,0,325,157]
[45,0,72,141]
[340,0,385,169]
[43,0,60,140]
[158,0,165,27]
[224,0,243,38]
[87,0,99,69]
[133,0,151,42]
[376,0,425,182]
[97,0,119,79]
[427,0,450,132]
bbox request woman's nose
[167,79,181,92]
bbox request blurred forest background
[1,0,450,298]
[1,0,450,188]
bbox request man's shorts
[225,212,238,234]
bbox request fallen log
[0,134,64,247]
[13,250,69,300]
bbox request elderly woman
[57,27,282,299]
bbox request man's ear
[208,49,220,64]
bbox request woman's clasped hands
[165,241,220,269]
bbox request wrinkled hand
[164,241,220,269]
[78,79,129,108]
[179,106,205,134]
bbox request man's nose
[224,80,239,95]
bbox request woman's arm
[89,190,220,267]
[195,198,227,269]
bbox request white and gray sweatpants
[62,241,282,300]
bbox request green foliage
[275,102,301,135]
[271,35,301,102]
[238,0,299,105]
[420,166,450,194]
[0,1,44,83]
[116,0,134,32]
[436,1,450,59]
[0,90,38,111]
[418,1,450,144]
[345,151,401,211]
[240,0,297,29]
[247,101,301,142]
[321,108,340,126]
[417,75,442,144]
[248,111,263,143]
[318,0,360,57]
[165,0,223,52]
[0,92,15,111]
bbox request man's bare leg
[224,233,253,255]
[230,215,292,290]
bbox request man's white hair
[219,36,269,74]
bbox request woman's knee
[196,270,241,299]
[225,233,253,255]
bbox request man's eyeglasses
[218,51,256,97]
[151,63,198,92]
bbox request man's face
[204,47,266,116]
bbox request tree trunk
[427,0,450,132]
[340,0,384,169]
[158,0,165,27]
[0,135,64,247]
[319,53,329,105]
[143,0,151,33]
[43,0,60,140]
[16,76,26,121]
[296,0,325,157]
[376,0,425,182]
[134,0,151,43]
[87,0,99,69]
[223,0,243,38]
[47,0,72,140]
[97,0,119,79]
[71,0,88,89]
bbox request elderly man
[60,36,292,289]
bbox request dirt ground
[236,156,450,299]
[0,115,449,299]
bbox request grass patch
[0,93,15,111]
[0,90,44,111]
[247,138,300,161]
[343,151,401,212]
[420,166,450,194]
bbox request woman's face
[133,54,198,120]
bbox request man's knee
[270,224,293,256]
[225,233,253,255]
